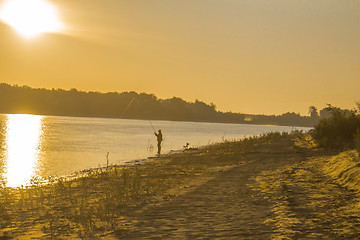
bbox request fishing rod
[149,119,156,132]
[122,98,158,133]
[145,109,157,132]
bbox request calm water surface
[0,114,310,187]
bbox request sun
[0,0,63,38]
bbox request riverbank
[1,132,360,239]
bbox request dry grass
[0,131,289,239]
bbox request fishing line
[120,97,136,117]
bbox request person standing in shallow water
[154,129,163,155]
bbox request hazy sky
[0,0,359,115]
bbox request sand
[116,137,360,239]
[2,134,360,239]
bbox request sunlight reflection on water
[0,113,311,188]
[4,114,43,187]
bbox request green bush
[311,108,360,150]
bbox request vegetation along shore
[1,105,360,239]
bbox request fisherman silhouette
[154,129,163,155]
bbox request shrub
[311,108,360,150]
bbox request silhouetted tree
[308,106,319,118]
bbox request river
[0,114,310,187]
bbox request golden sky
[0,0,359,115]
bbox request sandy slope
[117,137,360,239]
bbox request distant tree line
[0,83,335,127]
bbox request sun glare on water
[0,0,63,38]
[5,114,43,187]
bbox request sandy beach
[119,135,360,239]
[1,133,360,239]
